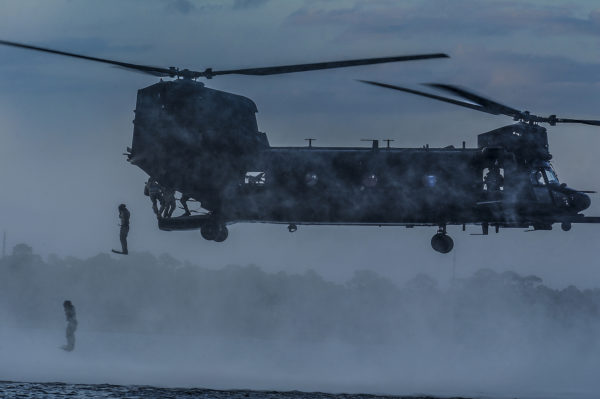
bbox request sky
[0,0,599,288]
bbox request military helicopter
[2,40,599,254]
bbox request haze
[2,248,600,398]
[0,0,599,397]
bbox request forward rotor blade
[554,118,600,126]
[0,39,174,77]
[424,83,522,117]
[359,80,499,115]
[1,39,448,80]
[206,53,449,77]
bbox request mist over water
[1,243,600,398]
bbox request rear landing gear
[214,226,229,242]
[561,222,572,231]
[431,225,454,254]
[201,221,228,242]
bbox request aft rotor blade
[426,84,600,127]
[424,83,522,118]
[554,118,600,126]
[361,78,600,128]
[359,80,499,115]
[0,39,174,77]
[206,53,449,77]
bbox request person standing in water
[62,300,77,352]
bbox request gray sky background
[0,0,599,288]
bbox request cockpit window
[544,168,559,185]
[530,170,546,186]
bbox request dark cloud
[233,0,270,9]
[287,1,600,38]
[164,0,196,14]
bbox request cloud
[233,0,270,9]
[163,0,267,14]
[286,1,600,38]
[164,0,196,15]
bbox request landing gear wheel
[201,221,220,241]
[561,222,572,232]
[431,233,454,254]
[214,225,229,242]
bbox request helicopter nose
[570,192,591,212]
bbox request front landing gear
[431,225,454,254]
[201,221,228,242]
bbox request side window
[245,171,266,185]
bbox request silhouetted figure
[180,194,192,217]
[112,204,130,255]
[484,164,504,193]
[162,188,176,218]
[145,177,162,217]
[62,300,77,352]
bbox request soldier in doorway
[161,188,176,218]
[484,162,504,194]
[145,177,163,217]
[180,193,192,217]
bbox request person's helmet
[119,204,126,209]
[63,300,72,307]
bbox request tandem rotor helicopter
[1,40,599,253]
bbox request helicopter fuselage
[127,79,594,241]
